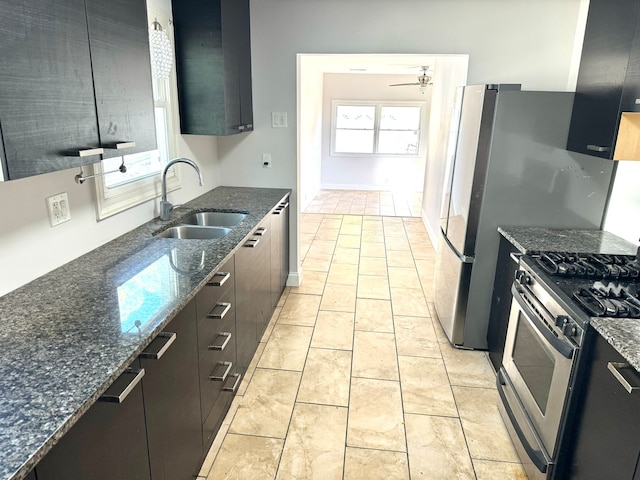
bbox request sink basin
[181,211,247,227]
[155,225,231,240]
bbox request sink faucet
[160,157,204,221]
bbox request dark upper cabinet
[0,0,156,180]
[85,0,157,159]
[172,0,253,135]
[36,362,151,480]
[0,0,99,179]
[567,0,640,159]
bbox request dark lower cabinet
[564,333,640,479]
[196,259,239,450]
[139,299,202,480]
[487,236,519,371]
[271,199,290,309]
[35,362,151,480]
[236,220,272,374]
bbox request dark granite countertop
[591,318,640,372]
[0,186,290,480]
[498,226,637,256]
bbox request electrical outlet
[262,153,272,168]
[47,192,71,227]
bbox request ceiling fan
[389,66,433,92]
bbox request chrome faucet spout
[160,157,204,221]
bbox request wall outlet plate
[262,153,272,168]
[47,192,71,226]
[271,112,287,128]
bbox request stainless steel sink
[155,225,231,240]
[181,211,247,227]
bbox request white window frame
[91,9,181,220]
[330,100,425,157]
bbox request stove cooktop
[523,252,640,320]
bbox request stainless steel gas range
[498,251,640,480]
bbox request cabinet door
[487,236,519,371]
[566,0,640,158]
[139,299,202,480]
[565,333,640,479]
[0,0,99,179]
[85,0,157,158]
[173,0,225,135]
[222,0,253,132]
[36,363,150,480]
[235,223,272,373]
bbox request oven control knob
[516,271,532,285]
[556,315,569,328]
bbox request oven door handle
[511,283,575,360]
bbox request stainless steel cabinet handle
[210,361,232,382]
[246,124,253,129]
[207,271,230,287]
[207,302,231,320]
[607,362,640,393]
[586,144,610,152]
[280,202,289,209]
[255,227,268,236]
[139,332,177,360]
[99,368,145,404]
[222,373,242,392]
[102,141,136,150]
[244,238,260,247]
[67,147,105,157]
[238,125,246,131]
[273,208,282,215]
[209,332,232,351]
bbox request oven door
[501,281,578,459]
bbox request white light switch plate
[47,192,71,227]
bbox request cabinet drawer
[198,288,235,356]
[196,258,235,318]
[199,314,237,418]
[202,374,240,449]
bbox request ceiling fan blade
[389,82,420,87]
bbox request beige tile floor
[198,213,527,480]
[303,190,423,217]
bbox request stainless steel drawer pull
[273,208,282,215]
[210,361,232,382]
[209,332,232,351]
[607,362,640,393]
[102,141,136,150]
[222,373,242,392]
[68,147,105,157]
[255,227,268,236]
[586,144,610,152]
[280,202,289,209]
[246,124,253,129]
[207,302,231,320]
[139,332,177,360]
[244,238,260,248]
[99,368,145,404]
[207,271,231,287]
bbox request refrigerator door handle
[440,228,474,264]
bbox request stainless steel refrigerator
[433,84,614,349]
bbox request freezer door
[434,227,474,346]
[444,85,497,256]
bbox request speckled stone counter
[591,318,640,372]
[0,186,290,480]
[498,226,637,256]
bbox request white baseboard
[286,270,302,287]
[422,209,439,252]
